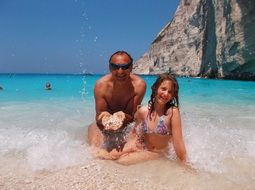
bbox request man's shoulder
[95,74,112,88]
[130,74,146,87]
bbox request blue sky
[0,0,179,74]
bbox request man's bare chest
[105,91,135,112]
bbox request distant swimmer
[45,82,52,90]
[0,86,3,90]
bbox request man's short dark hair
[109,51,133,64]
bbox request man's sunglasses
[109,62,132,70]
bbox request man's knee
[88,122,104,147]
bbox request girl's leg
[116,150,162,165]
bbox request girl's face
[155,80,174,105]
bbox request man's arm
[94,80,110,129]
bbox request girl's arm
[171,108,187,163]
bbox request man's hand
[98,111,111,121]
[113,111,125,122]
[113,111,133,128]
[97,111,111,130]
[98,111,123,131]
[98,111,134,131]
[99,112,112,128]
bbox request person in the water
[94,74,187,165]
[88,51,146,152]
[45,82,52,90]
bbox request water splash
[80,72,88,101]
[0,101,93,171]
[181,106,255,174]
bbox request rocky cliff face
[133,0,255,80]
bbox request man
[88,51,146,152]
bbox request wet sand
[1,158,253,190]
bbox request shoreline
[1,73,255,82]
[0,158,251,190]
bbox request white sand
[1,157,252,190]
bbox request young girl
[116,74,187,164]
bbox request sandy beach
[1,157,253,190]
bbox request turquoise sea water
[0,74,255,186]
[1,74,255,105]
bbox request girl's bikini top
[139,115,172,136]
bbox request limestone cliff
[133,0,255,80]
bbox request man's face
[109,54,132,81]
